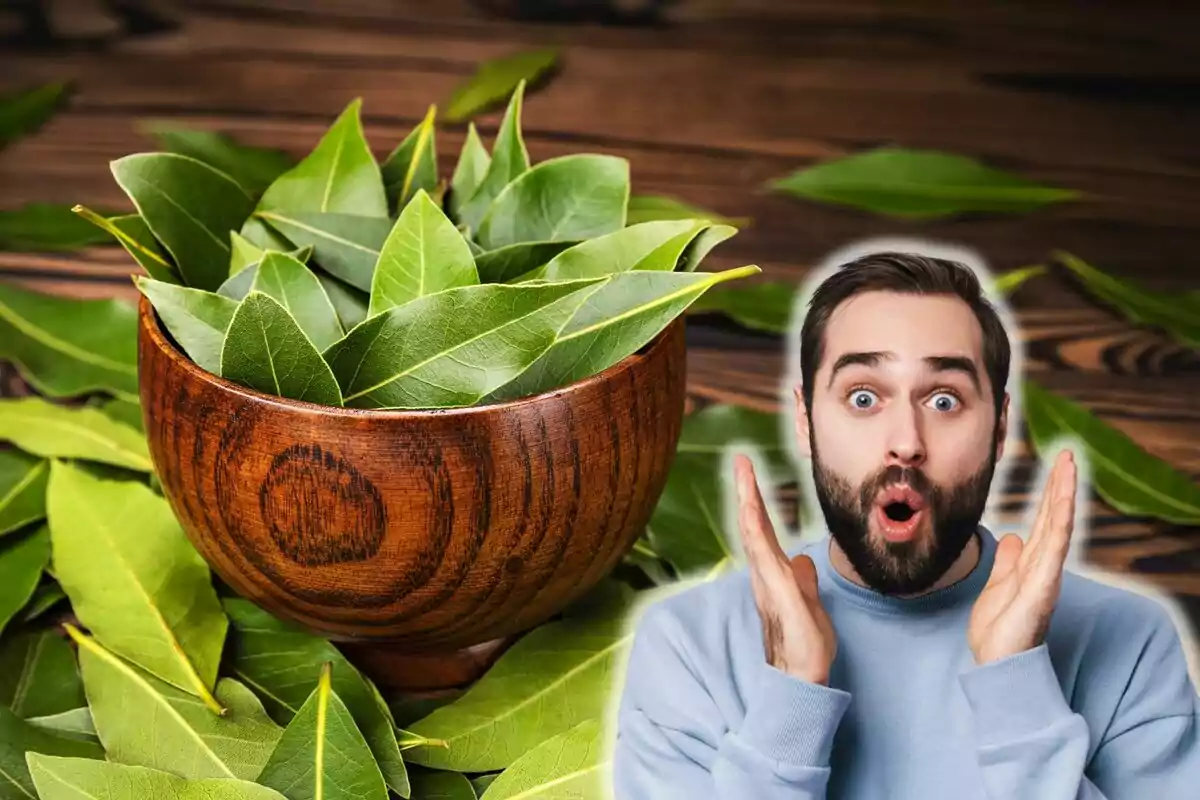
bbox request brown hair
[798,251,1011,420]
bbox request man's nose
[885,406,926,467]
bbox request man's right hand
[734,454,837,686]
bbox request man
[611,250,1200,798]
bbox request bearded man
[612,250,1200,798]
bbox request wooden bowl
[136,295,687,656]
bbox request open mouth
[884,501,916,522]
[874,485,927,542]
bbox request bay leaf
[256,98,388,219]
[71,207,182,285]
[135,275,240,374]
[676,223,736,272]
[20,581,67,622]
[0,449,48,537]
[678,404,792,481]
[407,767,478,799]
[0,203,114,252]
[0,705,102,800]
[449,122,491,222]
[223,597,412,797]
[324,279,605,409]
[27,755,290,800]
[0,281,139,403]
[1022,379,1200,524]
[250,252,344,350]
[476,154,630,251]
[382,105,439,213]
[626,194,748,228]
[314,269,369,331]
[0,82,70,149]
[0,628,84,718]
[403,609,631,772]
[622,540,675,586]
[240,215,296,252]
[26,708,97,745]
[0,397,151,472]
[111,153,257,292]
[70,625,282,780]
[220,292,344,406]
[256,211,391,292]
[48,461,227,708]
[95,397,145,434]
[533,220,711,281]
[477,718,607,799]
[445,49,558,123]
[647,454,735,580]
[472,775,500,796]
[687,280,795,334]
[486,266,759,402]
[147,125,295,196]
[768,147,1079,219]
[258,663,389,800]
[991,264,1046,295]
[0,525,49,636]
[218,262,260,301]
[230,231,266,275]
[369,189,479,316]
[458,84,530,233]
[1055,251,1199,347]
[476,241,575,284]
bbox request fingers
[1030,450,1076,585]
[735,454,805,606]
[989,533,1024,585]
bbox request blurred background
[2,0,1198,646]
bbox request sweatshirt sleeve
[611,599,852,799]
[957,601,1200,799]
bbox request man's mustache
[858,464,935,508]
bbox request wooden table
[3,1,1198,649]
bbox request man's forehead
[821,292,984,368]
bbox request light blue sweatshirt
[612,526,1200,798]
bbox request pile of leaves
[83,80,756,409]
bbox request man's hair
[798,251,1011,421]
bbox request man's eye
[929,392,960,412]
[849,389,877,409]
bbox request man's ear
[793,383,812,458]
[995,392,1010,461]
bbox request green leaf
[20,580,67,622]
[324,279,604,409]
[47,461,227,709]
[1055,251,1199,347]
[477,719,607,799]
[258,663,388,800]
[314,270,369,331]
[532,220,712,281]
[449,123,491,222]
[369,190,479,316]
[95,397,145,434]
[768,147,1079,219]
[0,449,48,537]
[680,404,792,480]
[626,195,749,228]
[0,83,70,149]
[240,216,295,252]
[647,454,734,581]
[445,49,559,123]
[0,705,103,800]
[0,281,139,403]
[69,626,282,781]
[382,105,439,213]
[688,280,795,334]
[111,153,257,291]
[622,540,674,586]
[0,204,115,252]
[0,629,84,718]
[476,155,630,251]
[0,525,49,637]
[147,126,296,196]
[676,224,736,273]
[28,755,290,800]
[407,768,478,799]
[218,262,260,301]
[487,266,759,401]
[257,98,387,219]
[476,241,575,284]
[223,598,411,797]
[458,84,530,233]
[1022,380,1200,524]
[71,206,182,285]
[471,775,499,796]
[250,253,344,351]
[991,264,1046,295]
[256,211,391,292]
[0,397,151,472]
[135,275,240,374]
[220,292,344,406]
[404,609,631,772]
[26,708,97,745]
[230,231,266,276]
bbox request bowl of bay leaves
[98,81,757,664]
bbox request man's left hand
[968,449,1078,665]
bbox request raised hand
[734,454,837,685]
[968,449,1078,665]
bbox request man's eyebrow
[826,351,982,395]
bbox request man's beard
[810,431,997,596]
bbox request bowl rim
[137,293,684,419]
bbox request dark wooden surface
[2,1,1199,638]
